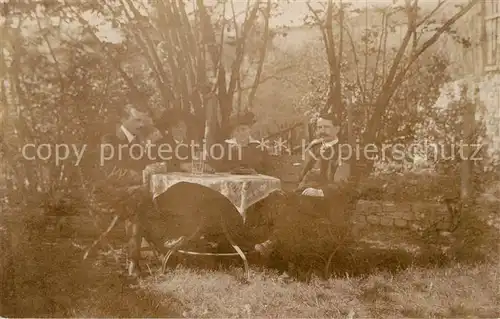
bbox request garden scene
[0,0,499,317]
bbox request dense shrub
[0,194,178,317]
[0,223,15,315]
[357,172,460,202]
[411,203,500,265]
[253,191,358,280]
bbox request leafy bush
[0,223,15,315]
[411,203,499,265]
[259,191,357,280]
[357,172,459,202]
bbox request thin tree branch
[365,0,479,141]
[371,9,388,104]
[416,0,448,27]
[364,1,418,138]
[246,0,271,110]
[228,1,260,96]
[34,11,64,91]
[343,24,366,101]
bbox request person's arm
[207,143,232,172]
[98,134,139,186]
[294,140,322,194]
[319,147,351,197]
[106,165,143,186]
[175,141,193,172]
[298,139,322,182]
[298,154,315,184]
[153,133,187,172]
[246,142,274,175]
[319,179,345,198]
[96,144,143,191]
[260,149,275,175]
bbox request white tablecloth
[150,172,281,220]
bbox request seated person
[154,109,215,173]
[92,106,173,277]
[296,111,351,197]
[209,111,274,175]
[253,111,352,256]
[99,106,163,176]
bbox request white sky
[5,0,461,46]
[226,0,451,27]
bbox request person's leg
[303,194,329,216]
[125,214,142,276]
[123,184,167,276]
[253,190,297,256]
[140,198,168,254]
[254,190,335,256]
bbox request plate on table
[229,167,258,175]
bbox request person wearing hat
[152,108,193,171]
[153,108,217,173]
[209,111,274,175]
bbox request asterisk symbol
[274,137,290,155]
[256,137,270,151]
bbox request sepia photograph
[0,0,499,317]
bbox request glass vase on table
[191,147,206,175]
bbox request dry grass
[1,223,499,318]
[0,212,182,317]
[139,217,500,318]
[143,260,500,318]
[1,201,499,318]
[3,234,498,318]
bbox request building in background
[433,1,500,160]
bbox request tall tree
[0,0,276,198]
[304,0,480,180]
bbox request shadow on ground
[1,221,183,318]
[159,226,492,283]
[1,208,495,317]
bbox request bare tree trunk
[461,84,477,204]
[346,92,355,178]
[204,93,218,147]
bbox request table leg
[161,226,202,274]
[220,216,249,281]
[240,182,249,223]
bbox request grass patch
[0,210,183,317]
[1,193,498,317]
[144,260,500,318]
[3,230,498,318]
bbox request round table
[146,170,282,279]
[149,172,281,222]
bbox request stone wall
[352,200,452,231]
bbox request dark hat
[229,111,256,130]
[153,108,183,132]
